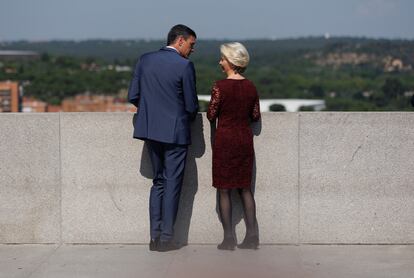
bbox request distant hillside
[2,37,413,63]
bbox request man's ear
[177,36,185,46]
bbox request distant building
[328,91,337,98]
[62,95,135,112]
[384,58,404,72]
[198,95,326,112]
[404,91,414,97]
[22,97,48,112]
[362,91,373,98]
[115,65,132,72]
[383,57,412,72]
[47,105,62,112]
[0,50,39,61]
[0,81,21,112]
[20,94,136,112]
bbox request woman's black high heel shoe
[217,237,236,251]
[237,235,259,250]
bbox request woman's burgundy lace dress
[207,79,261,189]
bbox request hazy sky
[1,0,413,41]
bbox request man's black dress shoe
[158,240,181,252]
[149,238,160,251]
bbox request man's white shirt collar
[166,46,179,53]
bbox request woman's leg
[239,188,257,236]
[218,188,233,238]
[238,188,259,249]
[217,188,236,250]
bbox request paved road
[1,244,413,278]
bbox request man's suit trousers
[147,140,188,241]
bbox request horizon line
[1,34,414,43]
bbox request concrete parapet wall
[0,112,413,244]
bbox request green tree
[370,91,387,107]
[269,104,286,111]
[299,106,315,111]
[325,98,377,111]
[309,84,325,98]
[382,78,404,100]
[198,100,209,112]
[41,53,50,62]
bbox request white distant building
[115,65,131,72]
[0,50,39,61]
[198,95,325,112]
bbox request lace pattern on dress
[251,95,261,121]
[207,83,221,121]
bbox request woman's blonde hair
[220,42,250,73]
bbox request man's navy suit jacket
[128,47,199,145]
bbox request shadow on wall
[211,118,263,242]
[174,115,205,245]
[137,114,206,245]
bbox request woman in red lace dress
[207,42,261,250]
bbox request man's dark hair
[167,24,196,45]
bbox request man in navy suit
[128,25,198,252]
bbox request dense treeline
[1,37,413,110]
[0,55,131,105]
